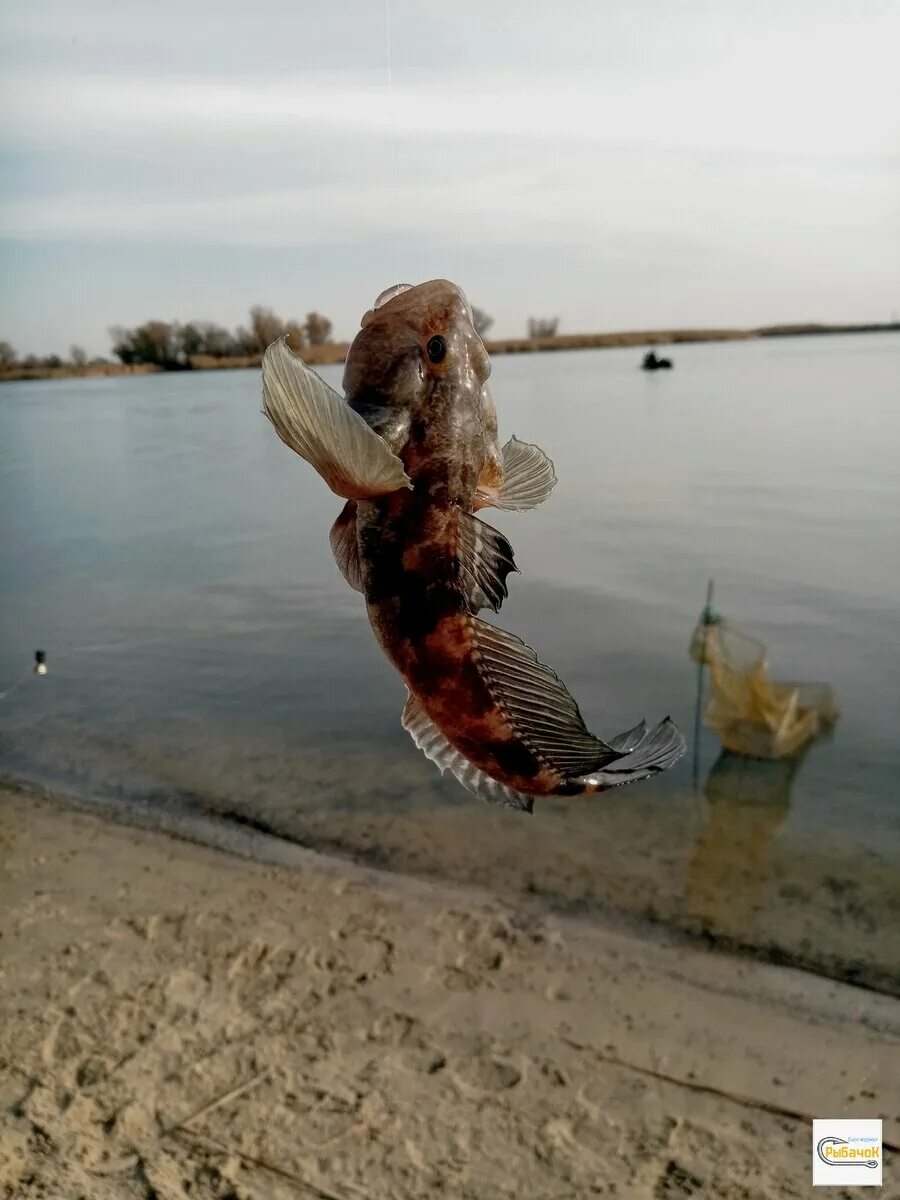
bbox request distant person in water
[642,350,673,370]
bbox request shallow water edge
[4,772,897,1000]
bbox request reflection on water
[686,750,802,939]
[2,335,900,990]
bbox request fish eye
[426,335,447,364]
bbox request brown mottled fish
[262,280,685,811]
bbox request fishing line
[0,665,35,703]
[383,0,399,282]
[384,0,392,87]
[0,635,194,708]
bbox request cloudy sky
[1,0,898,356]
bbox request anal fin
[402,692,534,813]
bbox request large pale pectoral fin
[456,511,518,614]
[329,501,364,593]
[402,692,534,813]
[475,436,557,512]
[262,337,411,499]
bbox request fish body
[262,280,684,811]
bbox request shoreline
[3,321,898,383]
[2,785,898,1197]
[4,772,899,1002]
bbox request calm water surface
[2,334,899,989]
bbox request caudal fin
[575,717,686,790]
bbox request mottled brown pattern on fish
[264,278,682,800]
[342,280,567,797]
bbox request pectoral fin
[329,501,364,593]
[262,337,411,500]
[456,511,518,614]
[475,436,557,512]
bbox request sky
[1,0,898,357]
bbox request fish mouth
[372,283,414,310]
[360,279,473,329]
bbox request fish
[324,284,558,590]
[262,279,685,812]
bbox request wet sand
[2,789,898,1199]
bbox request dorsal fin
[456,512,518,614]
[470,618,616,778]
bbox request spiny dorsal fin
[329,501,364,593]
[476,436,557,512]
[402,692,534,812]
[456,511,518,614]
[262,337,411,500]
[470,618,616,778]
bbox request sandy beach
[1,789,898,1199]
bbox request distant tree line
[110,306,334,368]
[0,339,99,371]
[2,306,564,373]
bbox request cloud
[3,63,898,161]
[1,0,899,352]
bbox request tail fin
[457,617,685,795]
[575,717,685,791]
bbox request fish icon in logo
[816,1136,879,1168]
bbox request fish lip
[362,279,472,324]
[373,283,414,310]
[347,279,489,395]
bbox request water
[2,334,899,991]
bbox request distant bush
[176,322,242,359]
[284,321,306,353]
[111,321,184,368]
[0,340,16,368]
[471,307,493,338]
[248,306,285,354]
[303,312,333,346]
[527,317,560,338]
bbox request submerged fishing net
[689,608,838,760]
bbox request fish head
[342,280,491,431]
